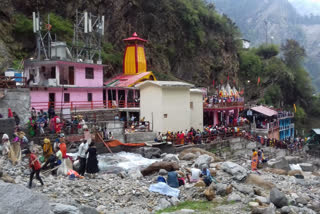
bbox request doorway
[69,67,74,85]
[49,93,55,109]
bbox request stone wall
[0,118,15,138]
[0,88,30,125]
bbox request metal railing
[204,102,245,109]
[31,100,140,111]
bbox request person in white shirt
[187,164,202,183]
[78,140,89,176]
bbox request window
[85,67,94,79]
[50,67,56,78]
[164,114,168,118]
[87,93,92,102]
[190,102,194,109]
[64,93,70,103]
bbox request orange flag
[257,77,261,86]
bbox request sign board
[62,108,71,120]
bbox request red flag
[220,80,223,85]
[212,80,215,87]
[240,89,244,95]
[257,77,261,86]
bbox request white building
[137,81,203,133]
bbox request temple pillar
[213,111,218,126]
[235,108,239,119]
[106,89,109,108]
[226,110,230,125]
[116,89,119,107]
[125,89,128,108]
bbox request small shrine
[104,32,156,87]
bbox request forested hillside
[0,0,241,88]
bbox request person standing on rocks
[86,142,99,178]
[77,140,89,176]
[9,133,21,165]
[251,150,258,171]
[2,134,10,156]
[25,149,44,188]
[43,138,53,162]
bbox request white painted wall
[139,82,204,133]
[139,85,163,133]
[161,87,191,133]
[190,91,203,131]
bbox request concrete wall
[125,132,157,143]
[161,87,190,133]
[0,88,30,124]
[106,121,125,143]
[139,85,163,133]
[0,118,16,138]
[190,91,203,131]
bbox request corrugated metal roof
[104,72,154,87]
[251,105,278,117]
[312,129,320,135]
[136,80,194,88]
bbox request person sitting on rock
[201,165,213,186]
[155,132,162,142]
[261,150,267,163]
[186,164,202,183]
[167,169,179,188]
[156,169,167,183]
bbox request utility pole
[264,20,268,45]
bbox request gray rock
[79,205,99,214]
[181,153,196,161]
[299,163,314,172]
[252,203,276,214]
[233,184,254,195]
[270,188,288,208]
[296,197,308,205]
[50,203,79,214]
[255,196,269,204]
[221,161,247,181]
[246,142,256,149]
[128,168,143,180]
[162,154,180,163]
[267,157,289,171]
[170,197,180,206]
[280,206,291,214]
[136,147,161,159]
[227,193,241,202]
[216,183,228,196]
[0,182,51,214]
[194,155,212,169]
[158,198,171,210]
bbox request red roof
[104,72,153,87]
[123,32,147,43]
[251,106,278,117]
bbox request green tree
[281,39,306,69]
[255,44,279,59]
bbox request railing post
[71,102,73,111]
[91,101,93,110]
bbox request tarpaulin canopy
[251,106,278,117]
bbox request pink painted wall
[31,88,103,111]
[73,66,103,87]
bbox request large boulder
[233,184,254,195]
[252,203,276,214]
[162,154,180,163]
[204,187,215,201]
[221,161,247,181]
[270,188,288,208]
[136,147,161,159]
[141,161,179,176]
[179,148,221,162]
[267,157,289,171]
[299,163,314,172]
[50,203,79,214]
[0,182,51,214]
[194,154,212,169]
[227,193,242,202]
[180,153,196,161]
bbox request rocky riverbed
[0,146,320,214]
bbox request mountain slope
[0,0,241,88]
[211,0,320,91]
